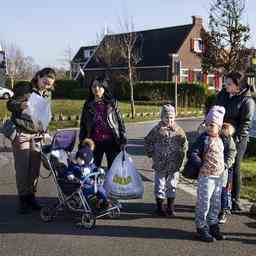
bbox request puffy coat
[79,99,127,146]
[215,85,255,140]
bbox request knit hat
[160,104,176,120]
[205,105,226,127]
[76,146,93,165]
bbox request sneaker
[219,210,229,224]
[196,226,216,242]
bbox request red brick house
[72,16,218,87]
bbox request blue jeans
[195,175,222,228]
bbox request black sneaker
[27,194,42,211]
[197,226,216,242]
[219,210,229,224]
[18,196,32,215]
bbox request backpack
[182,134,209,180]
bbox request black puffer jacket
[215,85,255,140]
[79,99,127,146]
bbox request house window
[180,68,188,82]
[84,49,91,59]
[191,38,203,53]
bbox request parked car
[0,86,14,99]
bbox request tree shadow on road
[0,194,197,240]
[126,138,145,156]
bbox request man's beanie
[205,105,226,127]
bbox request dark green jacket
[7,83,50,134]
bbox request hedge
[114,81,208,108]
[53,80,88,99]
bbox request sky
[0,0,255,68]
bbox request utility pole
[171,54,181,115]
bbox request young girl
[144,104,188,216]
[219,122,237,224]
[192,105,226,242]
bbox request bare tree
[202,0,250,74]
[118,18,142,119]
[2,42,40,88]
[59,45,74,79]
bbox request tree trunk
[128,58,135,119]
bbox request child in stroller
[64,138,110,210]
[40,130,121,229]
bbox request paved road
[0,119,255,256]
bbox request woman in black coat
[79,77,127,169]
[215,72,255,212]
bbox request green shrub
[114,81,207,108]
[53,80,86,99]
[246,137,256,157]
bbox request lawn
[240,156,256,202]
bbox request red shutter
[188,70,193,83]
[190,39,194,51]
[203,73,208,84]
[214,71,220,90]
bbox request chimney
[192,16,203,26]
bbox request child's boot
[167,197,176,217]
[155,198,167,216]
[196,226,215,242]
[209,224,226,240]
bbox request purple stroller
[40,129,121,229]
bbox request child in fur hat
[192,105,226,242]
[144,104,188,216]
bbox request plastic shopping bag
[103,150,144,199]
[23,92,52,131]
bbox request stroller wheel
[67,195,82,210]
[108,207,121,219]
[79,213,96,229]
[40,206,56,222]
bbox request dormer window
[84,49,92,59]
[191,38,203,53]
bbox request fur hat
[76,146,93,165]
[205,105,226,127]
[160,104,176,120]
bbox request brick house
[72,16,218,87]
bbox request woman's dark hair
[31,67,56,88]
[87,76,114,103]
[226,72,242,87]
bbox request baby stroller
[40,129,121,229]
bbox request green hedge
[52,80,88,99]
[114,81,207,108]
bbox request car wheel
[3,93,10,99]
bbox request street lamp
[171,54,181,115]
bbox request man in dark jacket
[215,72,255,212]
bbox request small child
[219,122,237,224]
[193,105,226,242]
[144,104,188,216]
[65,138,109,210]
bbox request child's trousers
[221,169,233,211]
[154,171,179,199]
[195,175,222,228]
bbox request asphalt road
[0,118,255,256]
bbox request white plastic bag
[103,150,144,199]
[23,92,52,131]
